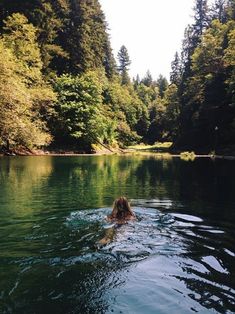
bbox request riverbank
[125,143,235,161]
[0,144,124,156]
[1,142,235,160]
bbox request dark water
[0,155,235,314]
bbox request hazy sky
[99,0,195,80]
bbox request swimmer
[107,197,135,223]
[98,197,135,246]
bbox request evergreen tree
[33,0,69,75]
[157,75,168,98]
[170,52,181,86]
[180,25,195,77]
[141,70,153,87]
[163,84,181,140]
[226,0,235,19]
[210,0,228,22]
[180,0,210,84]
[193,0,210,41]
[133,74,141,89]
[64,0,116,76]
[117,45,131,85]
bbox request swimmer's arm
[98,227,115,245]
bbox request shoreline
[1,149,235,160]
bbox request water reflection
[0,155,235,313]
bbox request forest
[0,0,234,154]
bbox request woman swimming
[98,197,135,246]
[107,197,135,222]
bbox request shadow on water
[0,155,235,313]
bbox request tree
[32,0,69,75]
[2,13,43,85]
[63,0,116,76]
[117,45,131,85]
[147,100,167,144]
[0,0,116,77]
[0,13,55,151]
[226,0,235,20]
[180,0,210,87]
[133,74,140,89]
[141,70,153,87]
[53,71,118,148]
[176,16,235,150]
[170,52,181,86]
[0,0,68,76]
[157,75,168,98]
[223,21,235,106]
[193,0,210,41]
[210,0,228,22]
[0,40,53,150]
[163,84,180,140]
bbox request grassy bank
[128,142,173,152]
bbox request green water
[0,155,235,314]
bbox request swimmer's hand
[98,237,111,245]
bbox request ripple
[65,207,183,261]
[171,213,203,222]
[201,255,229,274]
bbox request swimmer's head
[112,197,132,219]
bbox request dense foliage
[0,0,234,153]
[173,0,235,152]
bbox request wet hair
[110,197,134,220]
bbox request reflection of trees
[46,155,146,210]
[176,158,235,219]
[1,154,235,224]
[0,156,53,216]
[2,155,235,217]
[49,154,180,211]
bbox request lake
[0,154,235,314]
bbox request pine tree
[117,45,131,85]
[64,0,116,76]
[157,75,168,98]
[170,52,181,86]
[192,0,210,45]
[227,0,235,20]
[141,70,153,87]
[133,74,140,89]
[180,0,210,78]
[210,0,228,22]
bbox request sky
[99,0,196,81]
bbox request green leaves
[0,13,55,150]
[53,71,116,146]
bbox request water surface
[0,155,235,313]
